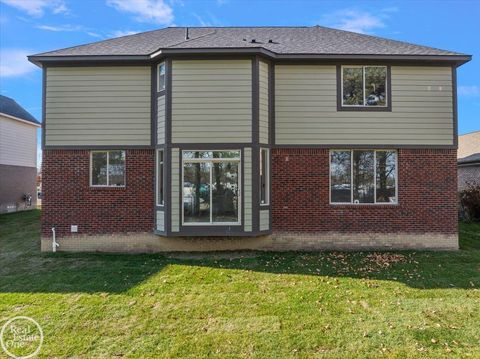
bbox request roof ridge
[460,130,480,136]
[163,29,218,50]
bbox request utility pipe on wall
[51,227,59,252]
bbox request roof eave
[0,112,41,127]
[28,54,152,67]
[28,50,472,66]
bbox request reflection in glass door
[182,151,241,225]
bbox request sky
[0,0,479,167]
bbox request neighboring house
[28,26,471,252]
[458,130,480,159]
[458,153,480,190]
[458,131,480,190]
[0,95,41,213]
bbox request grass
[0,210,479,358]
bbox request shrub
[459,181,480,221]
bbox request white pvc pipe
[51,227,59,253]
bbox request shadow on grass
[0,210,479,294]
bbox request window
[260,148,269,205]
[91,151,125,187]
[183,150,241,225]
[330,150,397,204]
[157,62,165,91]
[157,150,164,205]
[341,66,388,108]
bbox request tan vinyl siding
[260,209,269,231]
[157,95,165,144]
[171,60,252,143]
[45,66,151,146]
[171,148,180,232]
[156,210,165,232]
[243,147,252,232]
[259,61,269,144]
[0,116,37,167]
[275,65,454,146]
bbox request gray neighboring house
[458,153,480,190]
[458,131,480,190]
[0,95,41,213]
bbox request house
[457,131,480,190]
[458,130,480,159]
[458,153,480,190]
[0,95,41,213]
[28,26,471,252]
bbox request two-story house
[0,95,40,213]
[28,26,471,252]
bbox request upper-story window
[340,66,389,110]
[157,62,166,92]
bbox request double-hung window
[157,150,164,205]
[340,66,388,108]
[260,148,269,205]
[90,150,125,187]
[330,150,397,204]
[157,62,166,92]
[182,151,241,225]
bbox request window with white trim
[157,62,166,91]
[157,149,164,205]
[182,151,241,225]
[90,150,125,187]
[330,150,397,204]
[260,148,269,205]
[342,66,387,107]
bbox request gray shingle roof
[458,153,480,165]
[30,26,467,58]
[0,95,40,125]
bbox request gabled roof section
[28,26,471,65]
[458,153,480,165]
[0,95,40,126]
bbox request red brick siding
[41,149,155,237]
[271,148,458,234]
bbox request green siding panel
[45,66,151,146]
[275,65,454,146]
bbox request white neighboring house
[0,95,41,213]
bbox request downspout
[51,227,59,252]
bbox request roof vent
[268,39,274,43]
[251,39,256,43]
[185,27,189,40]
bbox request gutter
[28,49,472,67]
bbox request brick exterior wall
[41,149,155,237]
[271,148,458,235]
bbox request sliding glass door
[183,151,241,225]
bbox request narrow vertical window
[376,150,396,203]
[260,148,269,205]
[330,151,351,203]
[157,150,164,205]
[352,151,375,203]
[157,62,166,91]
[91,152,108,186]
[90,151,125,187]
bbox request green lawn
[1,210,479,358]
